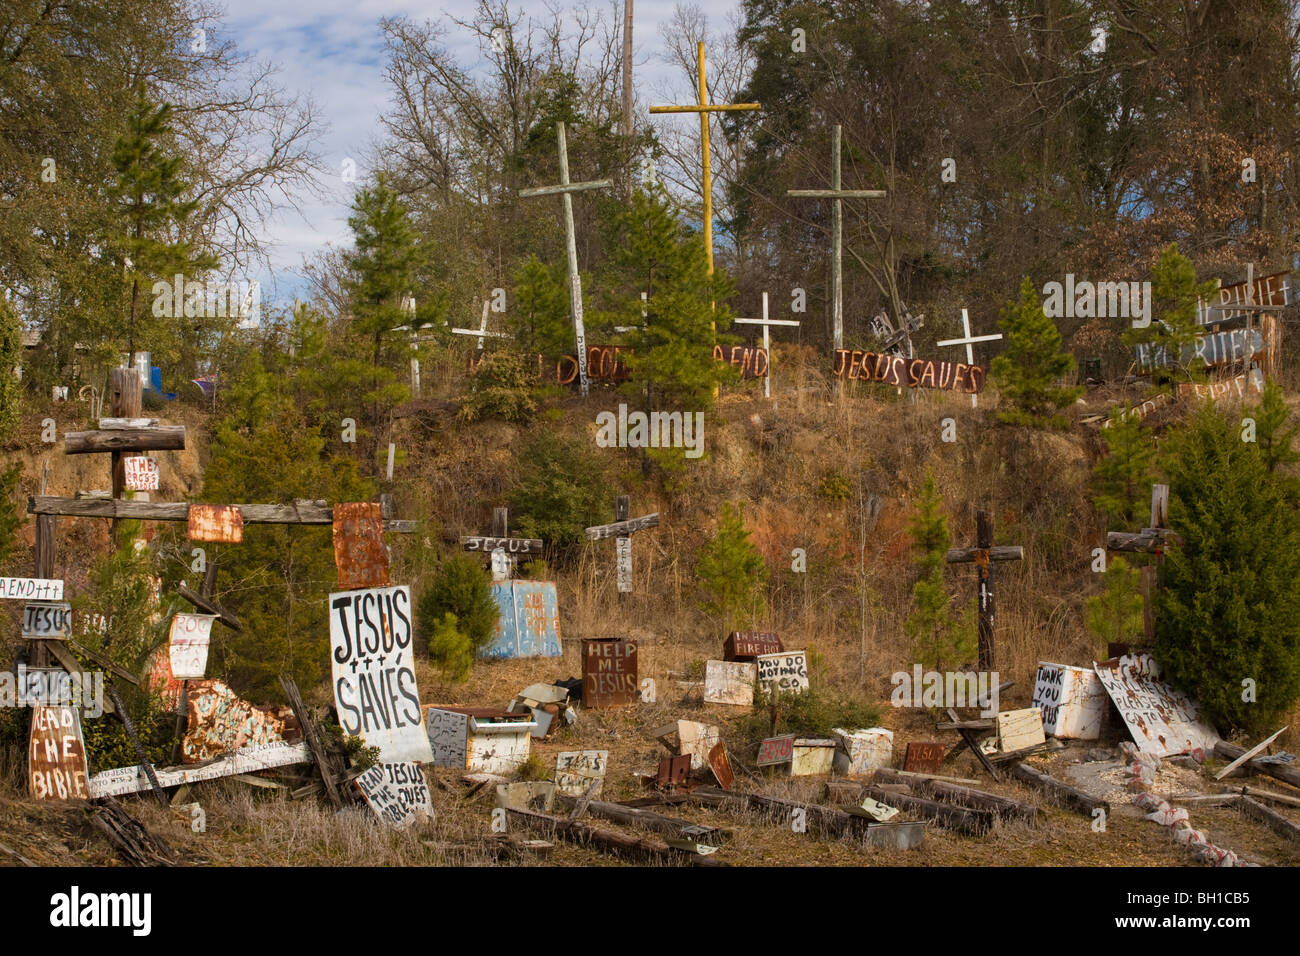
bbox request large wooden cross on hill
[519,122,612,397]
[945,510,1025,671]
[937,309,1003,409]
[733,292,801,399]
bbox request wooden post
[1105,484,1174,644]
[108,368,142,512]
[615,495,630,602]
[32,514,56,668]
[945,510,1024,671]
[620,0,634,139]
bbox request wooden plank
[1214,741,1300,789]
[584,513,660,541]
[176,583,243,632]
[64,425,186,454]
[99,418,158,429]
[28,496,417,531]
[0,577,63,601]
[947,707,1001,781]
[989,740,1055,764]
[1106,530,1178,553]
[65,639,140,686]
[944,545,1024,563]
[279,675,346,810]
[89,741,313,797]
[1012,762,1109,817]
[1214,727,1288,780]
[692,785,855,838]
[1238,796,1300,844]
[996,708,1046,752]
[937,719,995,731]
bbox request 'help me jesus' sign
[329,586,432,763]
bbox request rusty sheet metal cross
[332,501,390,589]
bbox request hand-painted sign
[462,535,544,555]
[1032,662,1106,740]
[757,651,809,697]
[833,351,986,393]
[582,638,638,708]
[0,578,64,601]
[328,585,432,762]
[1093,653,1220,757]
[89,741,311,797]
[332,502,389,590]
[29,705,91,801]
[188,504,244,543]
[703,660,755,706]
[123,455,159,491]
[181,679,300,763]
[724,631,783,661]
[354,761,432,829]
[903,741,946,773]
[22,602,72,639]
[1177,368,1265,401]
[425,706,534,773]
[584,514,660,541]
[1136,324,1270,372]
[615,536,632,593]
[712,344,768,380]
[555,750,608,797]
[756,734,795,766]
[168,612,215,680]
[481,580,562,659]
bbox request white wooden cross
[451,300,510,350]
[732,292,801,398]
[936,308,1002,408]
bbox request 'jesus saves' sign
[329,586,433,763]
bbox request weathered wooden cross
[1105,483,1177,643]
[586,497,660,595]
[518,122,612,397]
[786,124,886,362]
[937,309,1003,408]
[461,507,543,582]
[451,300,510,351]
[945,510,1025,671]
[733,292,801,399]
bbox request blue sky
[217,0,738,309]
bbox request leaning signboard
[169,612,215,680]
[1093,654,1220,757]
[22,602,73,639]
[756,651,809,697]
[29,705,91,801]
[354,762,432,829]
[328,585,433,763]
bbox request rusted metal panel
[168,612,215,680]
[756,735,795,767]
[144,646,184,711]
[903,742,946,773]
[188,504,244,543]
[724,631,783,661]
[1033,662,1106,740]
[88,741,311,797]
[582,638,638,708]
[29,705,91,801]
[482,580,562,659]
[354,761,432,829]
[0,578,64,601]
[657,755,692,786]
[756,651,809,697]
[704,660,755,705]
[123,455,159,491]
[832,728,893,775]
[555,750,608,797]
[1094,653,1220,757]
[707,742,734,790]
[332,501,389,589]
[790,739,835,776]
[181,679,300,763]
[21,602,72,639]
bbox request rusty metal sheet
[582,638,638,708]
[145,646,184,711]
[903,741,946,773]
[188,504,243,543]
[332,501,389,589]
[1094,653,1220,757]
[707,741,734,790]
[724,631,783,661]
[181,679,300,763]
[657,754,692,786]
[756,734,795,767]
[29,705,91,801]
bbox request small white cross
[936,308,1002,408]
[732,292,801,398]
[451,300,510,349]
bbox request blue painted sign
[481,580,562,659]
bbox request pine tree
[417,555,500,656]
[602,185,735,408]
[108,84,219,369]
[696,502,768,630]
[509,254,574,358]
[427,612,475,684]
[1155,404,1300,735]
[1123,244,1219,377]
[1084,556,1145,653]
[0,294,20,439]
[992,277,1082,427]
[1092,409,1156,526]
[904,473,977,672]
[1255,380,1300,476]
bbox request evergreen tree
[1255,380,1300,476]
[696,502,768,630]
[992,277,1082,428]
[417,555,500,656]
[1155,404,1300,735]
[1084,556,1145,653]
[904,472,976,672]
[1123,244,1219,377]
[108,84,219,369]
[427,612,475,684]
[1092,409,1157,526]
[509,254,574,358]
[602,186,735,408]
[0,294,20,439]
[508,432,612,558]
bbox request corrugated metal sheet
[1094,654,1220,757]
[481,580,562,659]
[332,502,389,589]
[188,504,244,543]
[582,638,637,708]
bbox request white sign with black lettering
[22,602,73,639]
[354,761,432,829]
[0,578,64,601]
[329,585,433,763]
[555,750,608,797]
[757,651,809,696]
[615,537,632,593]
[168,612,215,679]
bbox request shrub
[428,612,474,683]
[459,351,538,424]
[418,556,499,657]
[696,502,768,630]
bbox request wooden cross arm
[786,189,886,199]
[649,103,760,114]
[176,582,243,632]
[944,546,1024,563]
[518,179,612,198]
[1106,529,1180,552]
[585,513,660,541]
[27,496,418,532]
[64,425,186,454]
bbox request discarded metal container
[1033,661,1106,740]
[861,820,925,850]
[704,659,755,705]
[332,501,389,590]
[581,637,638,709]
[508,682,573,738]
[903,741,946,773]
[789,738,835,776]
[832,727,893,775]
[187,503,244,543]
[657,755,692,786]
[724,631,783,661]
[426,706,536,774]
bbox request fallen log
[692,785,855,838]
[1214,741,1300,790]
[555,794,734,845]
[1012,763,1109,817]
[504,806,724,866]
[280,674,349,810]
[871,770,1038,823]
[1230,786,1300,810]
[860,786,994,836]
[1237,796,1300,844]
